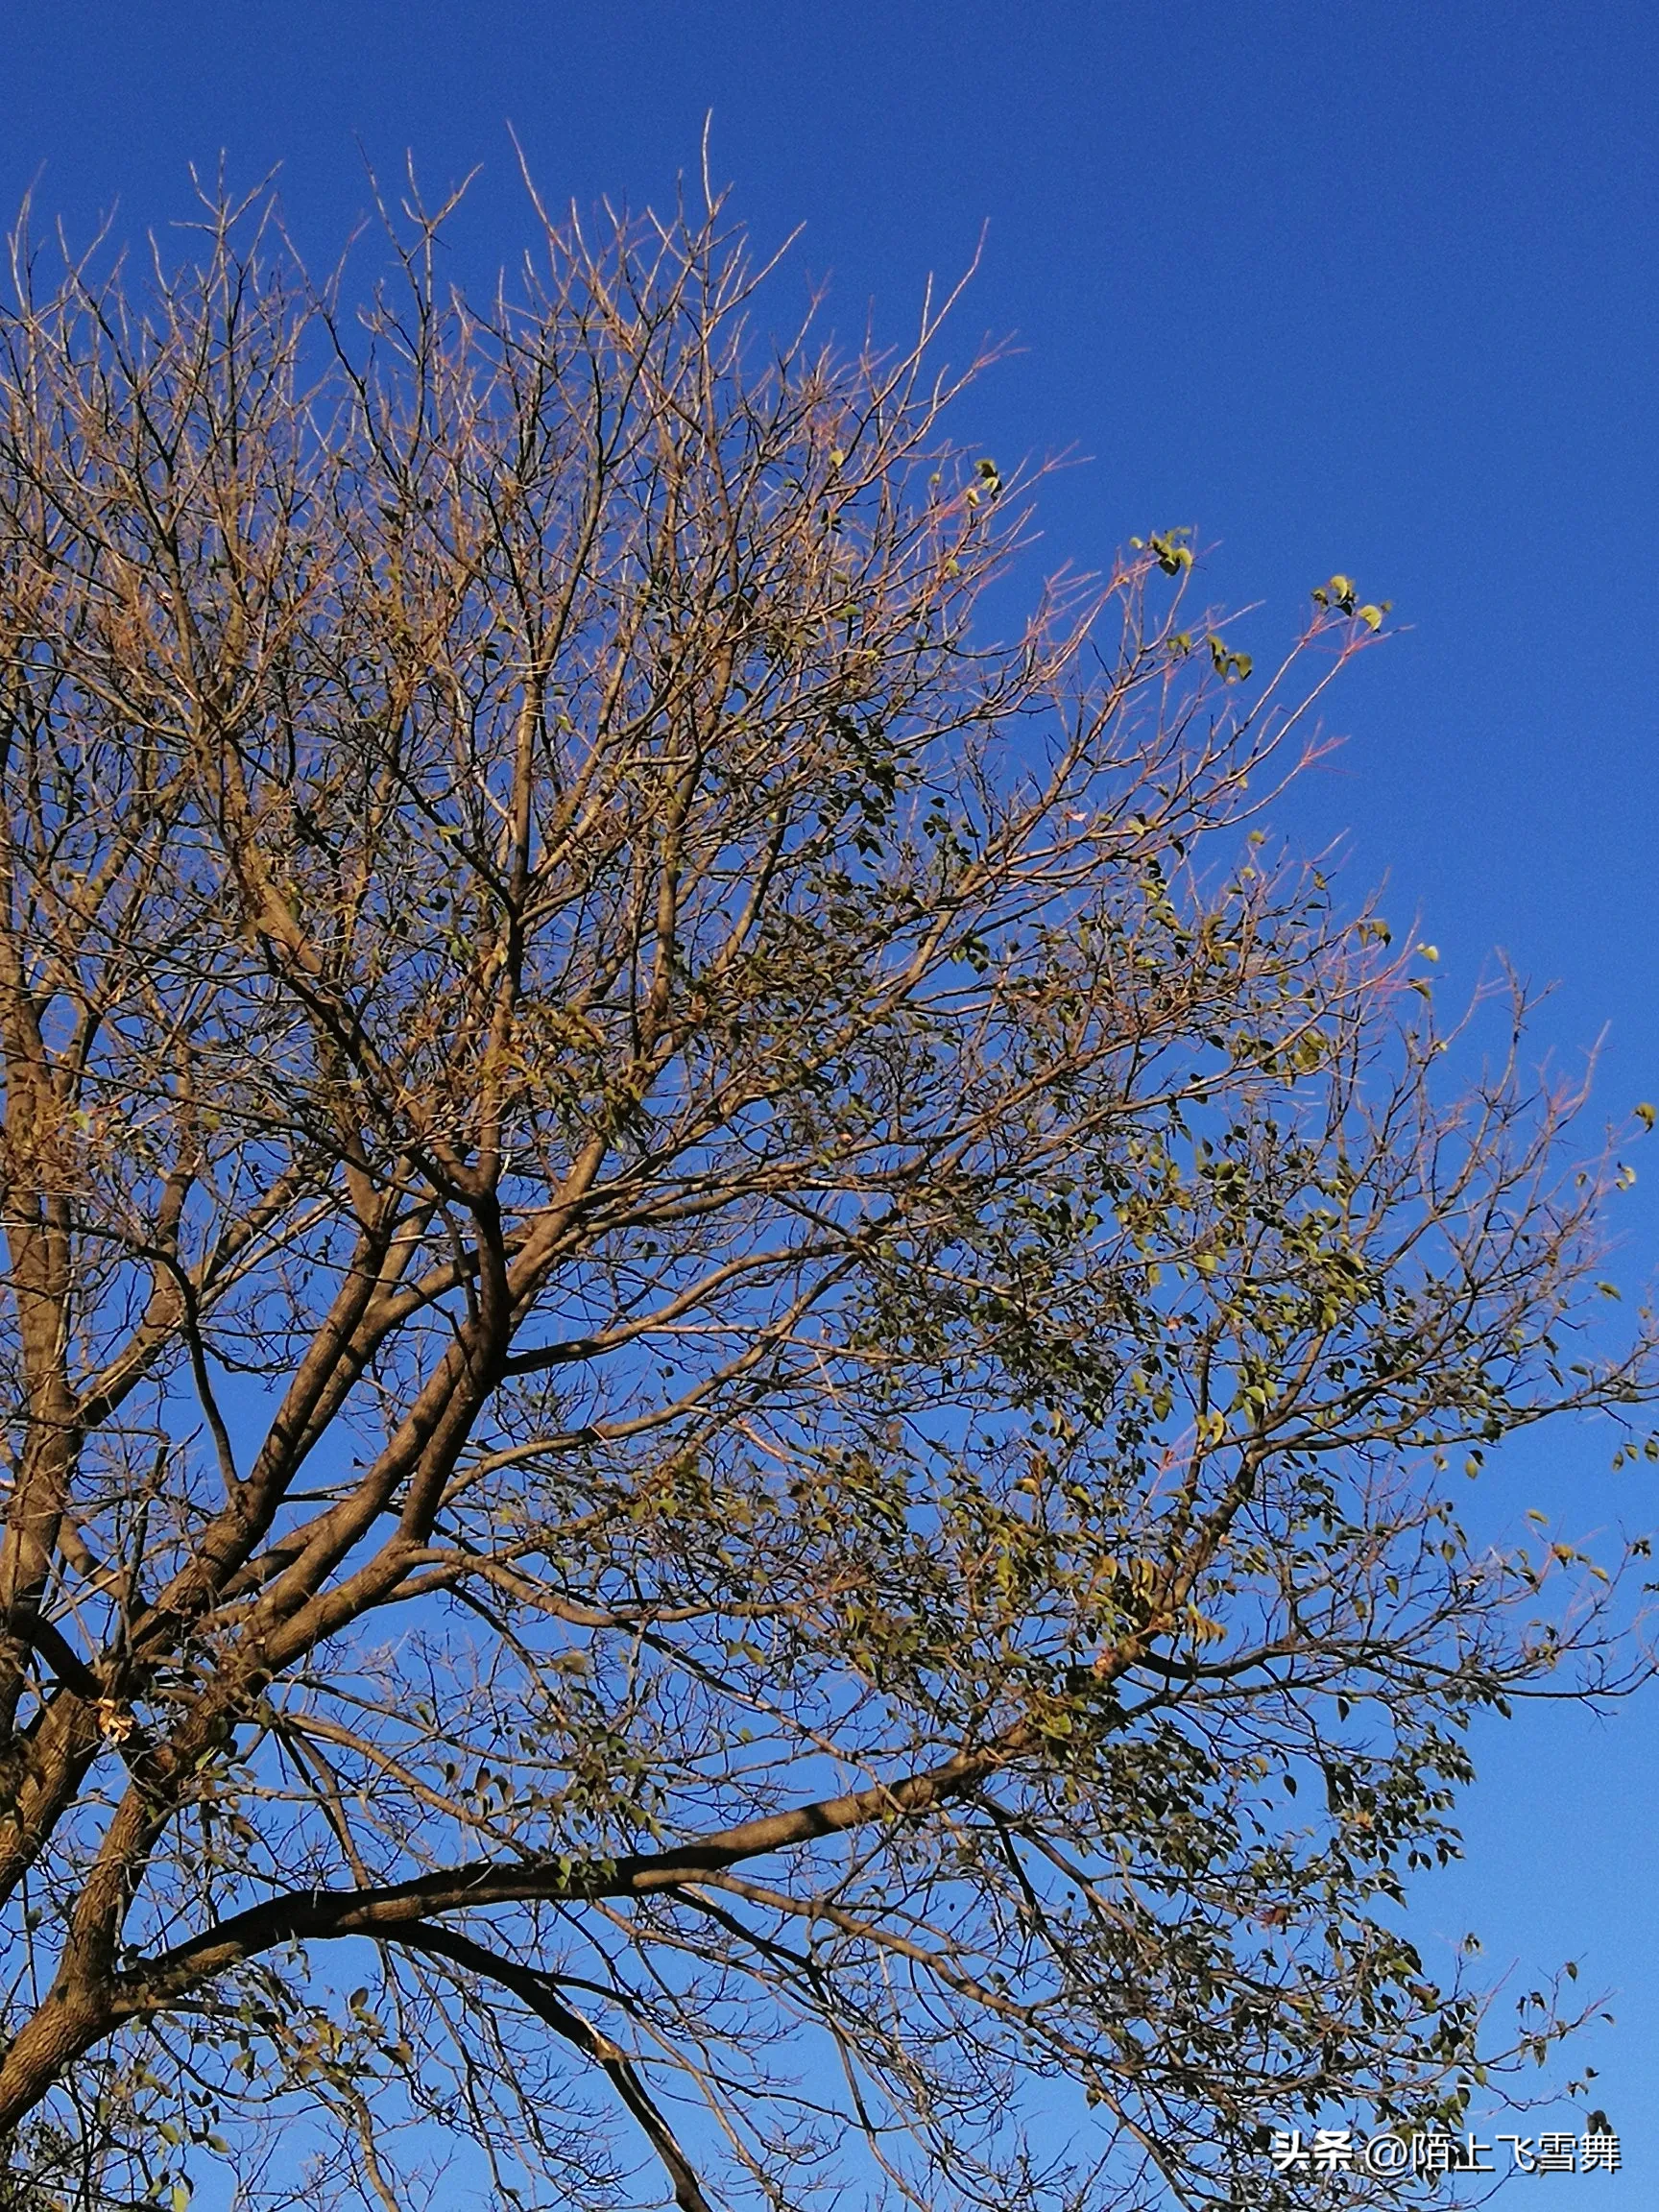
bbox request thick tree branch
[116,1727,1034,2003]
[397,1922,716,2212]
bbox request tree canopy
[0,181,1651,2212]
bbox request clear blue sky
[5,1,1657,2192]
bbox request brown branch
[397,1922,717,2212]
[115,1724,1034,2003]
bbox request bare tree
[0,176,1650,2212]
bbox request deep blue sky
[4,1,1657,2192]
